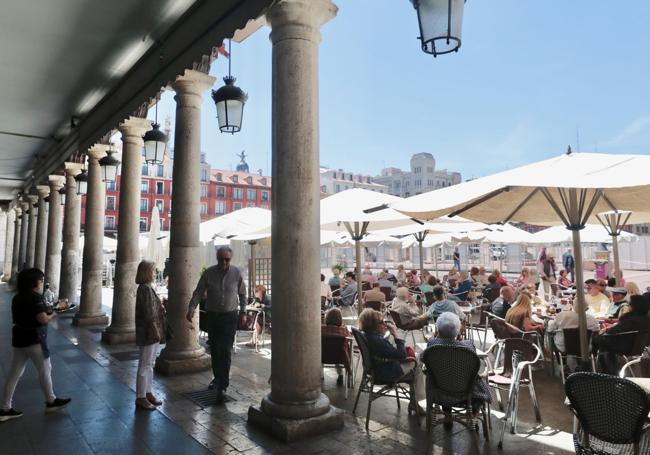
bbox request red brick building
[80,151,272,235]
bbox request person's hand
[385,321,398,338]
[186,309,194,322]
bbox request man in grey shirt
[186,246,246,402]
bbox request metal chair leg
[395,387,401,410]
[352,377,364,414]
[365,389,373,430]
[559,353,566,384]
[528,369,542,423]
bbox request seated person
[593,295,650,373]
[558,269,573,289]
[396,265,407,285]
[425,312,491,415]
[321,308,351,386]
[492,269,508,286]
[427,285,465,320]
[450,271,472,301]
[328,268,342,290]
[547,303,600,353]
[246,285,271,347]
[470,267,481,286]
[339,272,357,307]
[447,268,459,288]
[604,287,628,319]
[391,286,428,329]
[320,273,332,306]
[482,274,501,300]
[621,281,642,318]
[358,308,423,414]
[490,285,515,319]
[362,265,377,285]
[377,270,396,290]
[419,275,436,295]
[364,282,386,306]
[407,269,421,287]
[505,293,544,333]
[584,279,610,316]
[477,266,490,286]
[522,283,544,308]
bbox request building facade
[373,153,461,197]
[319,167,387,195]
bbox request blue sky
[151,0,650,181]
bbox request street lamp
[411,0,466,57]
[75,168,88,195]
[211,40,247,134]
[59,186,66,206]
[99,145,121,183]
[143,123,168,165]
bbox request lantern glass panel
[103,163,119,183]
[416,0,465,55]
[76,180,87,195]
[216,99,244,133]
[144,140,166,165]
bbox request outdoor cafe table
[627,378,650,395]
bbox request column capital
[13,205,22,216]
[87,144,109,162]
[266,0,337,43]
[64,162,84,177]
[36,185,50,197]
[48,175,66,191]
[26,194,39,205]
[171,69,216,103]
[118,116,152,140]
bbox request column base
[72,313,109,326]
[247,404,344,442]
[154,352,211,375]
[101,327,135,344]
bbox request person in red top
[492,269,508,286]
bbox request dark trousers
[206,311,239,391]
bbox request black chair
[363,300,382,312]
[351,327,417,430]
[421,344,490,447]
[380,286,393,302]
[321,335,352,399]
[550,328,597,383]
[424,291,434,306]
[595,329,650,373]
[565,372,650,455]
[389,310,426,346]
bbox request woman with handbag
[135,260,167,410]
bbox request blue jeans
[206,311,239,391]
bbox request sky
[150,0,650,181]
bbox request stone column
[74,145,109,326]
[34,186,50,272]
[45,176,65,296]
[102,117,151,344]
[18,199,30,271]
[10,206,22,285]
[58,163,83,304]
[25,194,39,268]
[3,208,15,281]
[156,70,215,374]
[248,0,343,441]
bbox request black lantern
[59,186,66,206]
[99,145,121,183]
[211,40,247,134]
[75,168,88,195]
[412,0,466,57]
[143,123,168,165]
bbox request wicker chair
[565,372,650,455]
[486,338,543,448]
[421,344,490,447]
[467,303,491,349]
[388,309,427,347]
[351,327,417,430]
[550,328,597,383]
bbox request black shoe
[215,389,225,405]
[46,398,71,412]
[0,408,23,422]
[336,375,344,386]
[208,379,216,390]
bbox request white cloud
[601,116,650,149]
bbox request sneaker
[46,398,71,412]
[0,408,23,422]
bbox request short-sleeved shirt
[12,292,47,348]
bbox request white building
[319,167,387,195]
[373,153,461,197]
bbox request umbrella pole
[356,238,362,315]
[571,229,590,362]
[419,240,424,278]
[434,245,439,279]
[249,241,257,298]
[611,233,621,286]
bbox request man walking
[186,246,246,403]
[562,248,575,283]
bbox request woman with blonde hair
[505,293,544,333]
[134,260,167,410]
[619,281,642,318]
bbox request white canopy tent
[531,224,638,244]
[390,152,650,361]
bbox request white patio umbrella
[79,235,118,253]
[199,207,271,242]
[321,188,417,311]
[389,151,650,361]
[145,206,166,271]
[595,211,638,285]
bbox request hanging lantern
[59,186,66,206]
[75,168,88,195]
[411,0,466,57]
[99,146,121,183]
[212,76,248,134]
[143,123,168,165]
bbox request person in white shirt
[584,279,610,316]
[547,306,600,353]
[390,286,428,329]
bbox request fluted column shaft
[156,70,215,373]
[3,208,15,281]
[10,207,22,284]
[75,146,109,326]
[26,194,38,268]
[34,186,50,272]
[103,117,151,344]
[45,176,65,296]
[59,164,83,304]
[18,200,29,270]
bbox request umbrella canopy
[199,207,272,242]
[531,224,638,244]
[144,206,166,270]
[390,151,650,361]
[79,235,118,253]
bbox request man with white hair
[391,286,428,329]
[490,285,515,319]
[186,246,246,402]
